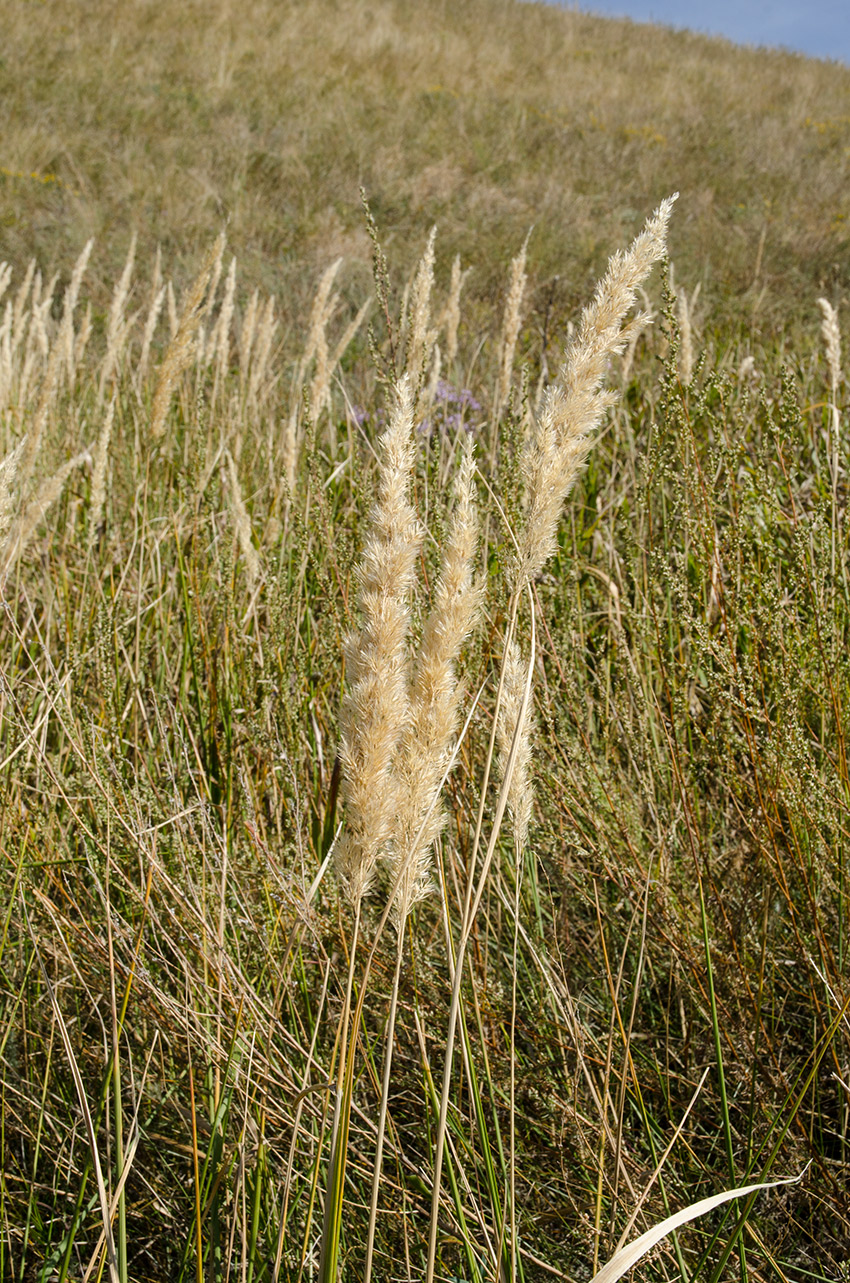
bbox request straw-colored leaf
[591,1171,806,1283]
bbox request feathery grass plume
[516,194,676,588]
[306,259,342,363]
[138,285,165,386]
[818,297,842,393]
[306,295,371,443]
[405,226,437,385]
[281,409,299,495]
[213,255,237,381]
[391,432,481,922]
[100,233,137,398]
[150,234,225,440]
[0,303,12,413]
[424,342,442,414]
[247,295,277,407]
[0,436,26,551]
[677,284,693,386]
[281,261,348,488]
[203,235,224,323]
[0,263,10,304]
[138,247,164,384]
[306,263,342,421]
[2,449,88,576]
[225,449,260,587]
[496,636,535,851]
[442,253,469,370]
[74,302,93,371]
[11,260,36,355]
[239,287,260,387]
[166,279,178,339]
[88,394,115,546]
[16,333,66,498]
[56,239,93,385]
[29,275,57,362]
[818,297,842,584]
[335,374,423,908]
[496,230,530,413]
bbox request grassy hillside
[1,2,849,1281]
[2,0,850,334]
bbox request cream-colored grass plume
[239,288,260,388]
[516,194,676,589]
[405,226,437,385]
[818,297,842,393]
[282,264,369,491]
[138,248,165,384]
[150,234,225,440]
[496,230,530,412]
[2,449,88,577]
[12,261,36,354]
[28,272,58,362]
[247,295,277,407]
[424,342,442,414]
[166,280,178,340]
[677,284,694,386]
[100,233,137,398]
[390,432,481,922]
[89,394,116,546]
[304,258,341,419]
[496,637,535,851]
[498,196,675,858]
[74,302,93,372]
[335,375,423,908]
[818,297,842,583]
[213,256,237,382]
[442,254,469,370]
[58,239,94,386]
[0,436,27,553]
[16,335,65,499]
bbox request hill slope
[3,0,850,333]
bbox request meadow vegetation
[1,1,849,1280]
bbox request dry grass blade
[591,1170,808,1283]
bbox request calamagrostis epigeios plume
[389,432,481,924]
[516,194,677,590]
[335,374,423,909]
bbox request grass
[1,1,850,1279]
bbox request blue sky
[558,1,850,65]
